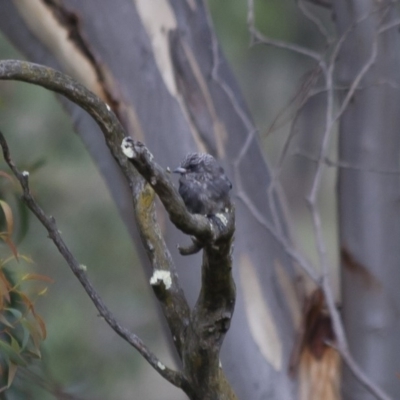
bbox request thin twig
[0,130,189,392]
[379,17,400,33]
[294,150,400,175]
[206,0,322,283]
[236,190,319,283]
[264,66,322,237]
[245,2,393,399]
[333,37,378,125]
[247,0,323,63]
[327,338,392,400]
[297,0,332,43]
[304,0,332,8]
[304,5,393,400]
[0,58,194,368]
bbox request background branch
[0,59,237,399]
[0,129,189,393]
[245,1,394,399]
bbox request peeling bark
[0,1,298,399]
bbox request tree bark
[0,1,298,398]
[334,1,400,398]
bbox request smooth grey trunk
[0,1,297,399]
[334,1,400,399]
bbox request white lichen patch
[78,264,87,272]
[150,270,172,290]
[22,171,30,177]
[157,361,166,370]
[215,213,228,226]
[121,137,135,159]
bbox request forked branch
[0,59,237,399]
[0,130,188,391]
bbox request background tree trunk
[334,1,400,399]
[0,1,298,398]
[4,1,399,399]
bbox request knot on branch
[150,270,173,301]
[121,137,154,168]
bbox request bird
[174,153,232,216]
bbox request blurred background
[0,1,338,398]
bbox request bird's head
[173,153,215,175]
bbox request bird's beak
[173,167,187,174]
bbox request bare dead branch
[0,58,193,357]
[247,0,323,63]
[304,0,332,9]
[0,59,238,398]
[297,0,332,43]
[0,130,189,392]
[236,189,319,283]
[325,336,393,400]
[0,60,127,168]
[302,7,392,400]
[207,16,254,136]
[305,4,385,364]
[338,343,392,400]
[264,66,322,239]
[294,150,400,175]
[243,2,394,398]
[379,17,400,33]
[333,36,378,125]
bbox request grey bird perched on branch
[174,153,232,216]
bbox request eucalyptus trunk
[334,1,400,399]
[0,1,297,399]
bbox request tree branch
[243,3,393,399]
[247,0,323,62]
[120,138,220,242]
[305,0,332,8]
[0,57,193,357]
[0,130,189,392]
[0,60,126,168]
[0,59,237,398]
[120,138,237,398]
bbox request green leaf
[0,361,18,393]
[5,307,22,321]
[7,362,17,388]
[0,313,14,328]
[20,323,30,350]
[10,335,20,352]
[20,319,41,349]
[0,200,13,237]
[14,199,30,244]
[0,338,26,366]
